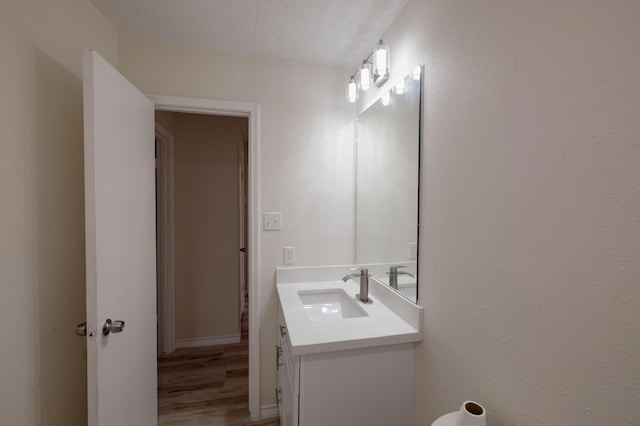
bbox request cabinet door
[279,307,298,426]
[281,362,296,426]
[277,344,284,422]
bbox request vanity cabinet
[277,307,415,426]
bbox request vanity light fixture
[359,60,372,91]
[347,77,358,103]
[346,39,391,103]
[374,40,390,79]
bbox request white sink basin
[298,288,369,321]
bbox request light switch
[263,212,282,231]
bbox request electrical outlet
[284,247,295,265]
[408,242,418,260]
[263,212,282,231]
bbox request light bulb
[412,65,421,80]
[373,40,390,77]
[347,78,358,103]
[381,91,390,106]
[395,79,405,95]
[359,62,372,91]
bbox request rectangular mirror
[356,66,422,303]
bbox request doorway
[156,111,246,350]
[150,95,261,420]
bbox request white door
[83,49,157,425]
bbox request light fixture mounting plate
[374,74,389,88]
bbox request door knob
[76,322,96,337]
[76,322,87,336]
[102,319,125,336]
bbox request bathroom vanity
[276,266,423,426]
[274,66,424,425]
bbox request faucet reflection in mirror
[355,65,423,304]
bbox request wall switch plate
[284,247,295,265]
[408,242,418,260]
[263,212,282,231]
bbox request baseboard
[175,334,241,349]
[260,404,279,419]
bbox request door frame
[238,140,247,319]
[155,122,176,355]
[149,94,261,420]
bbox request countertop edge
[289,330,422,356]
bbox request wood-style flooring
[158,301,279,426]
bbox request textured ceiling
[89,0,409,67]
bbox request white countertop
[277,278,422,356]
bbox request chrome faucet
[386,265,415,290]
[342,268,372,304]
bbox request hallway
[158,300,279,425]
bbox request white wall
[0,0,118,424]
[119,38,356,407]
[170,112,246,342]
[369,1,640,424]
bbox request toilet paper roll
[432,401,486,426]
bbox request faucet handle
[342,267,368,282]
[387,265,406,274]
[350,266,369,275]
